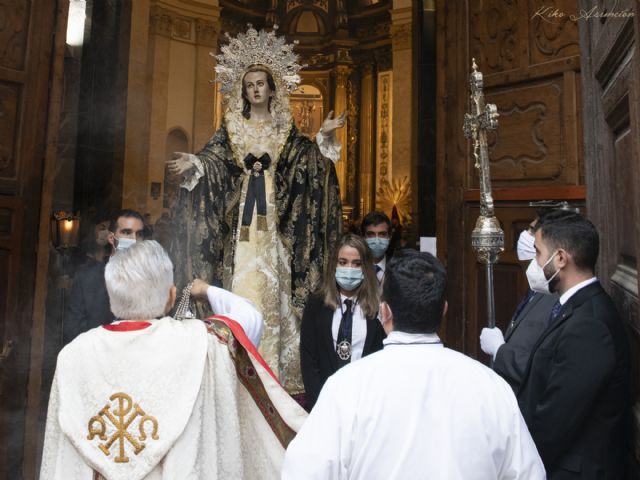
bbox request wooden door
[0,1,57,477]
[577,0,640,469]
[437,0,585,357]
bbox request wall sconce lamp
[51,211,81,249]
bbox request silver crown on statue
[212,24,305,98]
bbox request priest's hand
[480,327,505,359]
[190,279,210,301]
[166,152,194,176]
[320,111,346,137]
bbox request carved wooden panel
[0,82,19,180]
[469,0,521,74]
[438,0,584,356]
[528,0,580,65]
[0,0,30,71]
[482,78,565,185]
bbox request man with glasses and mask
[361,211,392,289]
[63,209,145,345]
[480,205,567,392]
[517,210,630,479]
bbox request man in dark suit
[517,210,630,479]
[63,209,145,345]
[481,212,559,392]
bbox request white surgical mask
[115,237,136,253]
[517,230,536,261]
[526,252,560,294]
[335,267,364,291]
[366,237,389,259]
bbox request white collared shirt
[382,330,442,347]
[559,276,598,305]
[283,327,545,479]
[331,294,367,362]
[374,257,386,283]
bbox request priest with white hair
[40,240,306,480]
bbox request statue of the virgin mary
[167,25,343,395]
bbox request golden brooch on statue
[87,392,159,463]
[252,161,263,177]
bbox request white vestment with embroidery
[40,317,307,480]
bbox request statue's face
[243,70,272,108]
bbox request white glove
[480,327,505,359]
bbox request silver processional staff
[462,59,504,332]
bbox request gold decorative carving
[313,0,329,12]
[196,19,217,47]
[356,22,390,41]
[376,176,413,225]
[376,71,392,183]
[335,0,349,29]
[0,82,18,174]
[266,0,280,27]
[336,49,352,64]
[391,22,411,50]
[87,392,159,463]
[334,67,351,89]
[299,53,333,67]
[529,0,579,63]
[347,76,359,201]
[470,0,519,73]
[286,0,303,12]
[0,0,29,70]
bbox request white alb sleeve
[179,154,205,192]
[206,286,264,347]
[315,131,342,164]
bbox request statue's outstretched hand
[320,110,346,136]
[166,152,194,176]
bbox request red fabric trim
[102,321,152,332]
[207,315,279,382]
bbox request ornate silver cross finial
[463,59,504,331]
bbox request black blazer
[63,261,115,345]
[517,282,630,479]
[494,292,558,392]
[300,294,385,410]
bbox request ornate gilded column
[333,63,351,202]
[390,0,416,218]
[359,62,375,215]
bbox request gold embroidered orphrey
[87,392,159,463]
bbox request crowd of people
[42,25,632,480]
[44,202,632,479]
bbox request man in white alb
[282,250,545,480]
[40,240,307,480]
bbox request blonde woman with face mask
[299,233,385,411]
